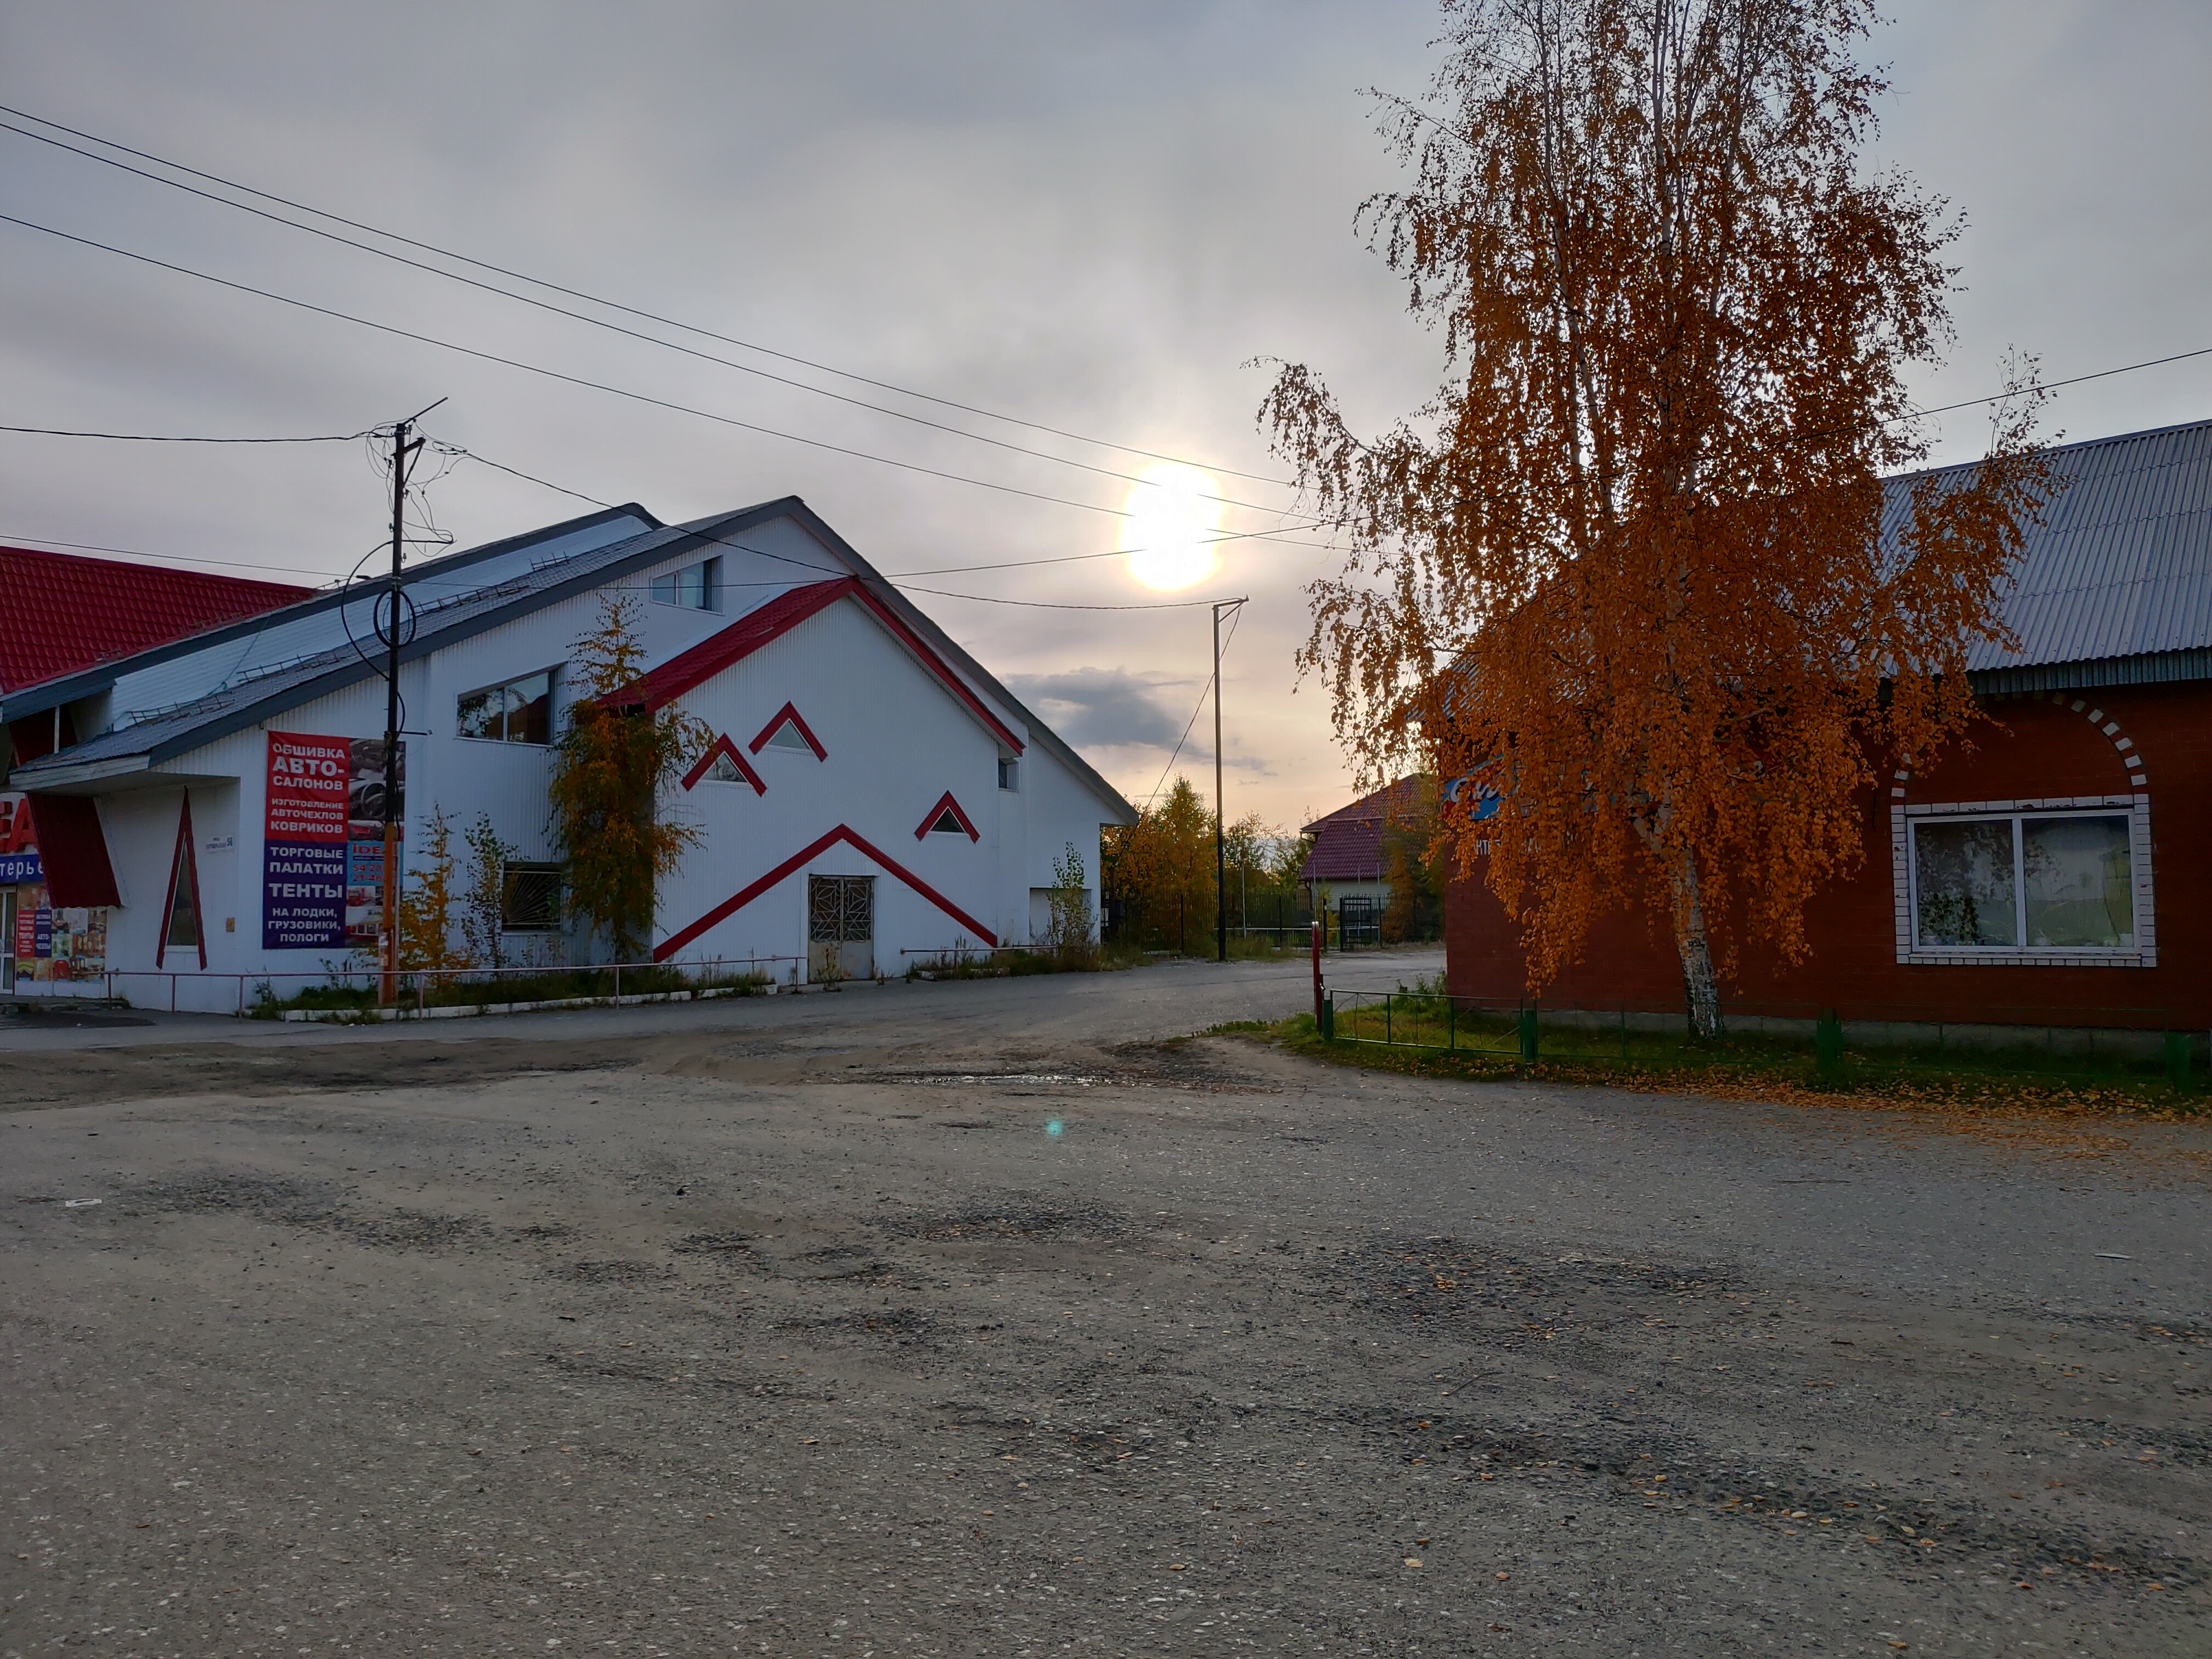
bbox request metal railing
[1319,988,2204,1096]
[72,956,804,1018]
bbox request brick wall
[1444,680,2210,1029]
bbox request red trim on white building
[655,823,998,961]
[680,733,768,795]
[155,792,205,969]
[748,701,828,760]
[913,790,980,842]
[609,577,1025,755]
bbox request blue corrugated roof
[1881,418,2212,684]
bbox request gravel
[3,958,2206,1654]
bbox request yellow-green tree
[397,805,470,972]
[1103,777,1215,951]
[550,594,709,962]
[1105,780,1305,947]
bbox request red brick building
[1445,420,2211,1032]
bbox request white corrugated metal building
[1,498,1135,1008]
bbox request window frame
[997,757,1019,792]
[499,861,565,933]
[1892,794,2155,968]
[157,791,205,969]
[456,667,558,746]
[650,556,722,612]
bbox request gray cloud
[2,2,2205,827]
[1003,667,1190,751]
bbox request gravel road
[3,955,2206,1656]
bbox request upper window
[1910,811,2134,951]
[998,758,1019,792]
[458,670,554,745]
[651,557,721,611]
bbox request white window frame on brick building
[1891,794,2156,968]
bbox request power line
[439,428,1342,575]
[0,423,363,442]
[432,431,1340,581]
[1895,348,2212,425]
[0,102,1293,490]
[0,522,1233,613]
[0,117,1300,516]
[1143,602,1245,806]
[897,587,1222,611]
[431,441,613,509]
[1,209,1317,534]
[0,532,335,580]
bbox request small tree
[1042,840,1097,967]
[550,593,709,962]
[397,805,470,972]
[460,811,517,971]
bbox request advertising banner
[261,733,403,950]
[345,736,404,945]
[0,793,42,884]
[5,878,106,983]
[261,733,351,949]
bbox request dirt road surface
[4,954,2206,1655]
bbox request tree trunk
[1672,849,1724,1041]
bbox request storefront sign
[0,793,42,884]
[261,733,403,949]
[261,733,350,949]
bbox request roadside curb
[274,978,916,1022]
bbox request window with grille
[808,875,873,943]
[500,864,563,932]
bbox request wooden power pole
[377,401,441,1003]
[1212,597,1246,963]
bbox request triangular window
[707,752,747,782]
[912,790,978,843]
[158,795,204,967]
[746,702,825,760]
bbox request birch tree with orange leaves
[1262,0,2051,1036]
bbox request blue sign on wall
[0,850,40,883]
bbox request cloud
[1003,667,1191,751]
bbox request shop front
[1,792,111,995]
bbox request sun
[1120,462,1222,590]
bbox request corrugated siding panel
[1886,419,2212,676]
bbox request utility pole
[378,401,441,1004]
[1212,597,1247,963]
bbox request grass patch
[1216,1013,2204,1124]
[250,964,772,1017]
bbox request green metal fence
[1321,988,2202,1098]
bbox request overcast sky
[4,2,2208,829]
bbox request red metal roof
[611,577,1025,754]
[0,545,311,692]
[1299,777,1433,883]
